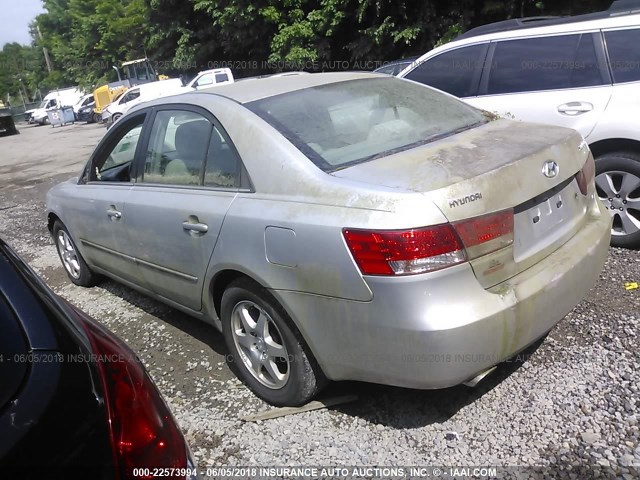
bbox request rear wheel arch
[209,269,327,380]
[47,212,61,234]
[210,269,253,321]
[589,138,640,161]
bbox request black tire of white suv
[595,152,640,249]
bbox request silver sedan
[46,72,611,406]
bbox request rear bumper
[274,199,611,388]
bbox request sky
[0,0,46,47]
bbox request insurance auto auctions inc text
[204,466,498,478]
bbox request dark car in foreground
[0,239,197,479]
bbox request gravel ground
[1,124,639,479]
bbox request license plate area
[513,177,587,263]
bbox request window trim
[478,31,610,96]
[133,103,252,192]
[404,42,489,98]
[602,26,640,85]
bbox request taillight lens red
[78,316,188,480]
[343,224,466,275]
[453,209,514,259]
[576,154,595,196]
[343,209,514,276]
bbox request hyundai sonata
[46,72,611,406]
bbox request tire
[221,278,326,406]
[595,152,640,249]
[52,220,100,287]
[92,112,101,124]
[112,113,122,123]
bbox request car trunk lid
[332,119,593,287]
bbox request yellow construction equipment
[92,58,164,121]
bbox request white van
[101,79,183,124]
[29,88,85,125]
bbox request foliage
[0,0,613,101]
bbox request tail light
[576,154,595,196]
[75,313,190,480]
[343,209,513,276]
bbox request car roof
[456,0,640,41]
[193,71,384,104]
[398,0,640,79]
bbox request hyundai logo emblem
[542,160,559,178]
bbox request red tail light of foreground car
[71,307,193,480]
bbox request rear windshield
[247,77,486,171]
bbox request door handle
[557,102,593,115]
[106,208,122,219]
[182,221,208,233]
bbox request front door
[66,113,147,282]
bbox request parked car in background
[374,56,418,76]
[398,0,640,248]
[72,94,95,120]
[0,239,197,478]
[76,99,97,123]
[102,79,183,125]
[0,100,18,136]
[46,72,610,407]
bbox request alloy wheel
[230,300,290,389]
[57,230,81,279]
[596,170,640,237]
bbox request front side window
[605,28,640,83]
[404,44,487,97]
[247,77,486,171]
[195,74,214,87]
[121,90,140,104]
[487,33,603,95]
[91,115,145,182]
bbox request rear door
[125,106,239,310]
[467,32,612,139]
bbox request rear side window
[605,28,640,83]
[487,33,604,94]
[404,44,487,97]
[215,73,229,83]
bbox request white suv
[399,0,640,248]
